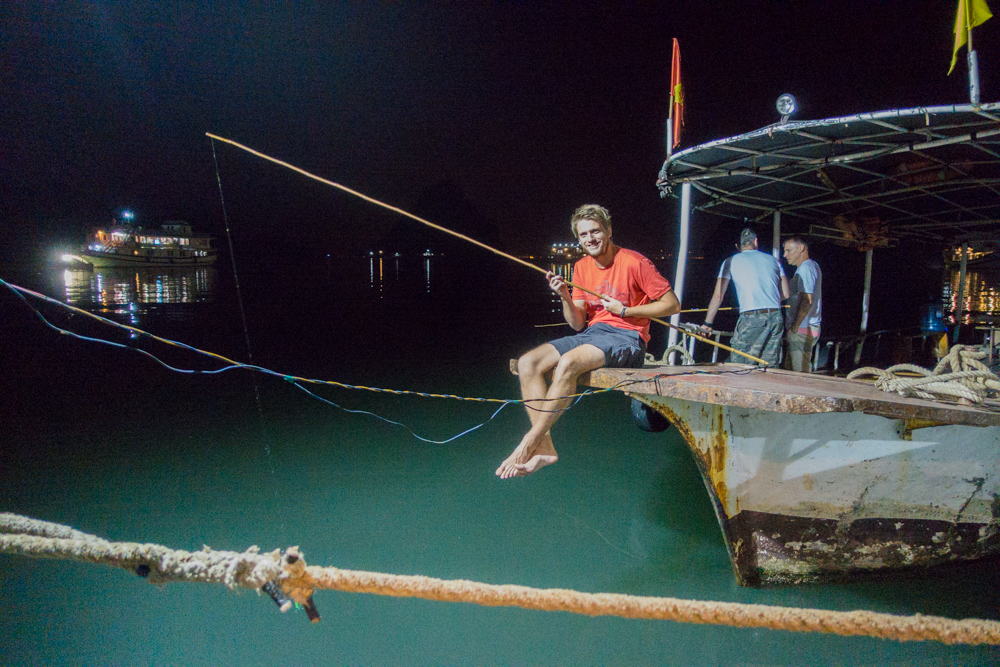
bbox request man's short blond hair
[570,204,612,236]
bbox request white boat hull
[81,250,217,268]
[634,393,1000,586]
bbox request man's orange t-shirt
[570,248,672,343]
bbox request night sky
[3,2,997,259]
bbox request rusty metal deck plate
[581,364,1000,427]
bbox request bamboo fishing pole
[206,133,769,366]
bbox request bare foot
[495,436,530,479]
[495,432,558,479]
[513,433,558,477]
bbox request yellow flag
[949,0,993,75]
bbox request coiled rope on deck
[649,345,696,366]
[2,513,998,645]
[847,345,1000,405]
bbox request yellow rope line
[2,512,997,645]
[9,282,524,404]
[10,280,626,409]
[206,133,769,366]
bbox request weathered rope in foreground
[2,513,999,645]
[848,345,1000,405]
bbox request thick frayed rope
[2,512,999,645]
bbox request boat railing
[671,325,963,374]
[101,239,129,253]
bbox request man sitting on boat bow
[496,205,681,479]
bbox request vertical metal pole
[969,50,981,104]
[771,210,781,259]
[853,248,874,365]
[989,326,998,365]
[667,182,691,364]
[967,25,980,105]
[666,93,675,158]
[953,242,969,343]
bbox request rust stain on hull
[633,395,745,579]
[706,405,729,517]
[728,511,1000,587]
[629,395,729,512]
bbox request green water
[1,258,998,665]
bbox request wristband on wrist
[620,305,628,318]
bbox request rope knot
[848,343,1000,405]
[277,546,321,622]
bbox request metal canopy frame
[657,103,1000,244]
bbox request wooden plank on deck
[578,363,1000,427]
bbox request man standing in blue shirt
[700,228,789,366]
[782,236,822,372]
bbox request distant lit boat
[73,221,217,268]
[944,242,999,270]
[547,241,583,261]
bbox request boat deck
[577,363,1000,427]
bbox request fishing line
[211,138,282,534]
[534,489,644,561]
[205,133,768,365]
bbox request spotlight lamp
[776,94,797,124]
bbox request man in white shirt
[782,236,822,372]
[700,228,789,366]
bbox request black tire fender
[630,397,672,433]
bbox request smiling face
[575,217,612,260]
[783,239,807,266]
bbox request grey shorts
[550,323,646,368]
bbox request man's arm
[601,289,681,321]
[780,275,790,300]
[700,277,729,332]
[564,298,588,330]
[548,271,588,330]
[789,292,813,331]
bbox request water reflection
[943,267,1000,325]
[549,261,573,279]
[369,254,384,298]
[63,267,215,324]
[368,251,433,295]
[548,261,574,316]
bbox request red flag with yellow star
[670,38,683,149]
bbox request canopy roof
[657,103,1000,246]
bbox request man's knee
[552,345,605,381]
[518,345,559,377]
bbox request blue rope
[3,277,753,443]
[0,277,609,443]
[288,380,513,444]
